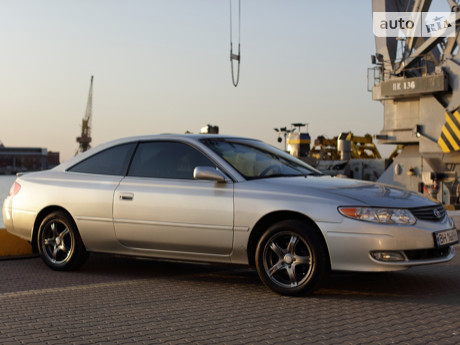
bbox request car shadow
[7,251,459,304]
[82,253,460,304]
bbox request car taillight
[9,182,21,197]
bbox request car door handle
[119,193,134,201]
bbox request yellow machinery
[341,132,381,159]
[309,132,382,160]
[309,136,341,160]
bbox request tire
[37,211,89,271]
[255,220,329,296]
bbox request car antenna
[230,0,241,87]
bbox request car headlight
[338,207,416,225]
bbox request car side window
[128,141,215,179]
[68,143,136,176]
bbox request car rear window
[68,143,136,176]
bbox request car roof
[56,133,260,171]
[97,133,258,149]
[107,133,253,142]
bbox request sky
[0,0,447,162]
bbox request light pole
[274,127,291,152]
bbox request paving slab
[0,246,459,344]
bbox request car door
[112,141,234,255]
[65,142,137,248]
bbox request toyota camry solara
[2,134,458,295]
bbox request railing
[368,57,437,92]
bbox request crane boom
[76,76,94,155]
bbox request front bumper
[319,217,457,272]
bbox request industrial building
[0,144,59,174]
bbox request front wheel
[37,211,88,271]
[255,220,329,296]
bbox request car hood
[253,175,436,208]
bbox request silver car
[3,134,458,295]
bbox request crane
[370,0,460,204]
[76,76,93,155]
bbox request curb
[0,228,34,258]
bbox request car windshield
[201,138,321,180]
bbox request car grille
[404,247,452,260]
[410,205,446,221]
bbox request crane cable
[230,0,241,87]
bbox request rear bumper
[2,196,35,242]
[2,196,13,231]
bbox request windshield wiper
[306,172,323,176]
[256,173,304,180]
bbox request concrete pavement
[0,245,459,344]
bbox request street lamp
[274,127,292,152]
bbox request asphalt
[0,244,460,344]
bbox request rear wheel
[37,211,88,271]
[255,220,329,296]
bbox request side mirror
[193,166,228,183]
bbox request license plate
[434,229,459,247]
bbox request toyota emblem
[433,208,442,218]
